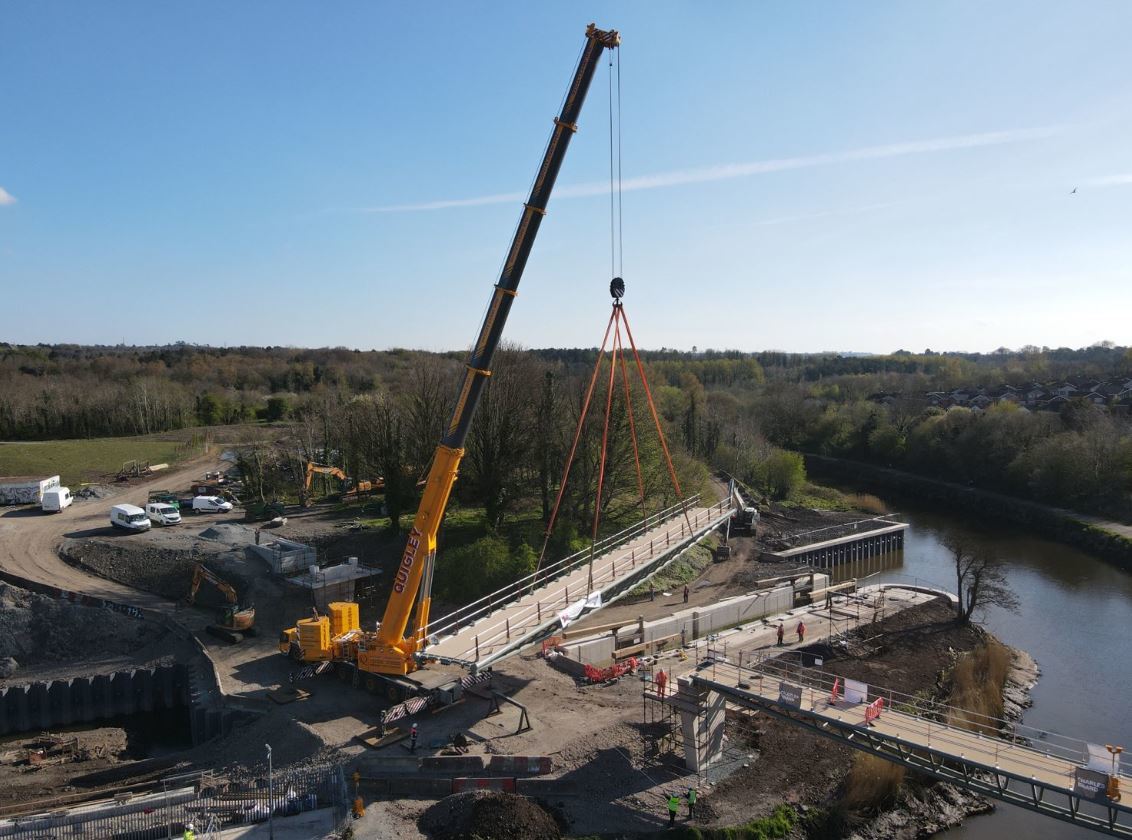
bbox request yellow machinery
[279,23,620,699]
[302,461,384,506]
[187,563,257,643]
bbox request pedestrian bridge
[422,494,732,672]
[673,653,1132,837]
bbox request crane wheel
[337,665,352,682]
[385,683,403,703]
[365,676,380,694]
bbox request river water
[829,494,1132,838]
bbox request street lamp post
[265,743,275,840]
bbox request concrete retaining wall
[559,575,828,667]
[0,664,187,736]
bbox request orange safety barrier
[583,656,639,684]
[864,696,885,725]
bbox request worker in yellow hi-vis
[667,792,680,826]
[686,785,698,818]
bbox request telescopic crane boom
[361,23,620,677]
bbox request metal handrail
[424,494,710,638]
[427,500,732,661]
[738,655,1130,779]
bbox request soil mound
[420,790,562,840]
[0,583,165,675]
[62,540,198,600]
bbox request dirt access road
[0,454,225,609]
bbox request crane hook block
[610,277,625,300]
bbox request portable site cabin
[0,475,61,505]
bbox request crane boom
[364,23,620,676]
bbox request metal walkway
[683,656,1132,837]
[423,495,731,671]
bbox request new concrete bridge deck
[424,497,732,670]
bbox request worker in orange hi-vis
[797,620,806,643]
[656,669,668,697]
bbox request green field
[0,437,190,486]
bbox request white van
[191,496,233,513]
[110,503,151,532]
[146,502,181,526]
[41,487,73,513]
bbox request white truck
[41,487,73,513]
[146,502,182,526]
[110,503,151,532]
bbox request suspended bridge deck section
[680,658,1132,837]
[423,495,731,672]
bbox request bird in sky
[1071,187,1078,194]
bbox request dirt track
[0,454,224,608]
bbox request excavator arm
[187,563,238,606]
[365,24,620,676]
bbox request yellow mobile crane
[280,23,621,701]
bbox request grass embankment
[0,423,277,487]
[628,533,719,597]
[0,437,189,486]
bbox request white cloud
[361,125,1063,213]
[1084,174,1132,187]
[0,187,16,206]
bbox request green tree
[761,449,806,500]
[265,395,291,421]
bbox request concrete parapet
[452,777,517,793]
[420,755,486,775]
[516,778,579,797]
[486,755,553,776]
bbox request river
[828,494,1132,838]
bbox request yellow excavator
[187,563,257,643]
[280,23,621,702]
[301,461,384,506]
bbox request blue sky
[2,2,1130,354]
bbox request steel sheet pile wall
[0,664,186,736]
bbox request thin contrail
[1084,173,1132,187]
[359,126,1063,214]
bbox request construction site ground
[0,459,1012,838]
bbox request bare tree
[947,538,1019,624]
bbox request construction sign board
[777,683,803,708]
[1074,767,1111,803]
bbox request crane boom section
[371,24,620,669]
